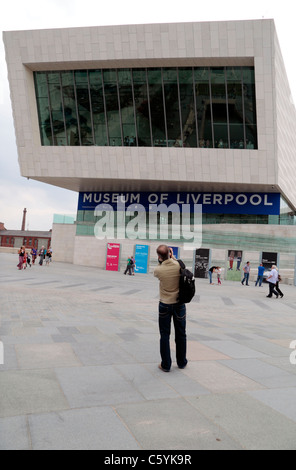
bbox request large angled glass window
[34,66,257,150]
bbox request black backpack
[177,260,196,304]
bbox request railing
[53,214,76,225]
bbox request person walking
[154,245,187,372]
[255,263,265,286]
[124,256,133,275]
[46,247,52,265]
[266,265,279,298]
[130,256,136,275]
[31,247,37,264]
[241,262,250,285]
[25,251,32,268]
[275,268,284,298]
[17,246,25,270]
[39,246,45,266]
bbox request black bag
[177,260,196,304]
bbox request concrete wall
[51,224,76,264]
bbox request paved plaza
[0,252,296,450]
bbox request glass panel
[35,72,48,99]
[34,73,52,145]
[242,67,257,149]
[74,70,93,145]
[226,67,245,149]
[89,70,107,146]
[163,68,181,147]
[178,68,197,148]
[61,71,79,145]
[148,68,166,147]
[132,69,151,146]
[103,69,122,146]
[210,67,228,148]
[118,69,136,146]
[194,68,213,148]
[47,72,66,146]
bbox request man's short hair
[157,244,170,260]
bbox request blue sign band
[78,191,280,215]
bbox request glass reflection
[226,67,245,149]
[210,68,228,148]
[148,68,166,146]
[34,66,257,150]
[178,68,197,148]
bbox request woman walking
[17,246,25,270]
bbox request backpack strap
[177,259,186,270]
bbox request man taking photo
[154,245,188,372]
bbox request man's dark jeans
[158,301,188,371]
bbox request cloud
[0,178,77,231]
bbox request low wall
[50,223,296,285]
[0,247,19,254]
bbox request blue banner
[134,244,149,274]
[78,191,280,215]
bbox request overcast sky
[0,0,295,230]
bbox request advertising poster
[134,244,149,274]
[194,248,211,278]
[105,243,121,271]
[261,252,278,270]
[226,250,243,281]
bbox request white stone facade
[3,19,296,209]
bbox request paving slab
[29,407,140,450]
[220,358,296,388]
[186,393,296,450]
[15,343,81,369]
[248,388,296,423]
[1,253,296,450]
[0,416,31,450]
[115,398,242,450]
[0,369,69,417]
[55,365,145,408]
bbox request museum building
[3,19,296,270]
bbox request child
[217,267,222,285]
